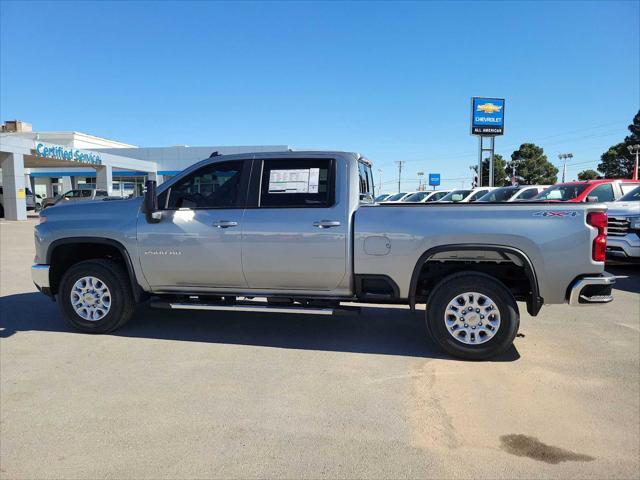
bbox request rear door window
[588,184,614,202]
[358,161,373,199]
[259,158,334,208]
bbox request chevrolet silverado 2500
[31,151,615,359]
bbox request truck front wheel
[426,272,519,360]
[58,259,136,333]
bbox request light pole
[395,161,405,193]
[558,153,573,182]
[417,171,424,191]
[628,144,640,180]
[377,169,383,194]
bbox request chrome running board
[150,300,336,315]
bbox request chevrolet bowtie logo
[477,103,503,114]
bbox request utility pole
[395,161,405,193]
[511,162,516,185]
[558,153,573,182]
[628,144,640,181]
[377,169,383,193]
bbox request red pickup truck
[535,179,640,202]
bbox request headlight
[629,217,640,231]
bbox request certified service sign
[471,97,505,135]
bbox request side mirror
[144,180,162,223]
[586,196,600,203]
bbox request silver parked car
[41,188,109,209]
[606,185,640,263]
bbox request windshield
[619,185,640,201]
[477,187,518,202]
[439,190,471,202]
[535,183,590,201]
[386,192,407,201]
[374,194,389,202]
[404,192,429,202]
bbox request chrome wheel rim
[444,291,501,345]
[70,276,112,321]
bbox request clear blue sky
[1,1,638,191]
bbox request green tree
[598,109,640,178]
[577,169,600,180]
[471,154,508,186]
[625,110,640,142]
[505,143,558,185]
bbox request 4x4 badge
[533,211,578,217]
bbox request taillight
[587,211,607,262]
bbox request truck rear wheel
[58,259,136,333]
[426,272,519,360]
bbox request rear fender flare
[408,244,542,316]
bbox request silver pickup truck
[31,151,615,359]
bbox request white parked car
[402,190,453,203]
[437,187,496,203]
[382,192,415,203]
[0,186,42,216]
[374,193,392,203]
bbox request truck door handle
[213,220,238,228]
[313,220,341,228]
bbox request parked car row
[378,179,639,206]
[377,179,640,264]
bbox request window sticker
[268,168,320,194]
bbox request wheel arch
[409,244,542,316]
[47,237,144,301]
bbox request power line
[398,122,628,165]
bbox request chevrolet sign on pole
[471,97,505,187]
[471,97,505,135]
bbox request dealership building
[0,120,288,220]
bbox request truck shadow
[0,292,519,362]
[606,265,640,294]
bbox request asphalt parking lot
[1,219,639,479]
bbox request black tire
[58,259,136,333]
[426,271,519,360]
